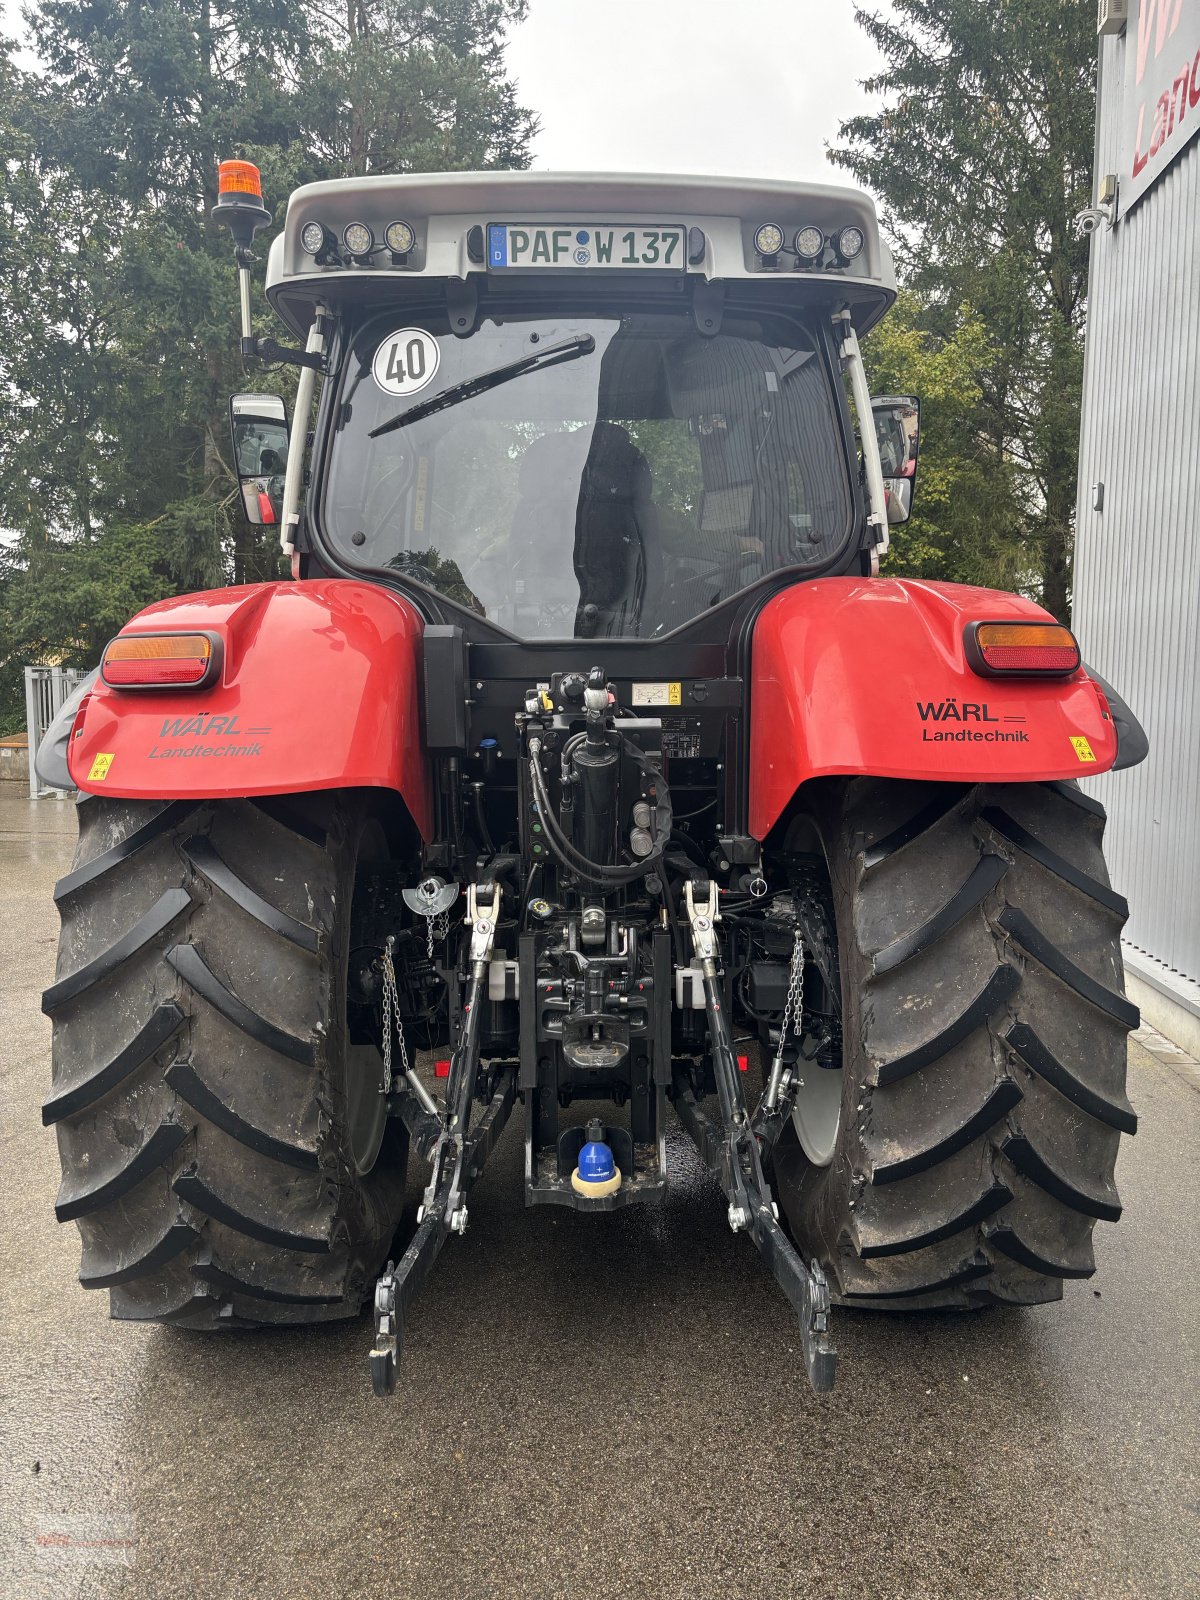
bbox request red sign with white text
[1122,0,1200,209]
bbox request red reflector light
[737,1054,749,1073]
[966,622,1080,677]
[217,159,263,199]
[101,632,218,689]
[434,1059,451,1079]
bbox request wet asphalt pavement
[1,790,1197,1600]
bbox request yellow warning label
[668,681,682,706]
[88,752,115,781]
[1069,735,1096,763]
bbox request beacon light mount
[211,158,326,372]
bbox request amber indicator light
[101,632,219,689]
[217,160,263,199]
[966,621,1080,676]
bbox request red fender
[68,580,432,840]
[748,578,1117,842]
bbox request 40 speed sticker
[372,328,440,397]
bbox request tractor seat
[573,422,661,638]
[509,429,594,609]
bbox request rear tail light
[965,621,1080,677]
[101,631,220,689]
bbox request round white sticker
[372,328,440,397]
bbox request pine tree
[0,2,535,729]
[833,0,1096,620]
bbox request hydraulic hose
[527,736,672,889]
[471,782,496,859]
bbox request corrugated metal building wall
[1074,8,1200,1024]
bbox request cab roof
[265,170,895,338]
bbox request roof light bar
[965,622,1081,677]
[101,632,221,690]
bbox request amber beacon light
[101,632,221,690]
[965,621,1081,677]
[211,158,273,353]
[212,160,271,244]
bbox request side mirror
[230,393,289,526]
[870,394,920,525]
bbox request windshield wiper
[369,333,597,439]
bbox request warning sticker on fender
[632,682,682,707]
[1070,735,1097,762]
[87,752,114,781]
[372,328,440,396]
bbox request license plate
[487,222,686,271]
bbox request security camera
[1074,206,1108,237]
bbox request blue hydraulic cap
[571,1118,622,1198]
[579,1138,615,1183]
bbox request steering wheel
[361,453,416,535]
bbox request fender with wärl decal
[65,579,432,839]
[747,577,1139,841]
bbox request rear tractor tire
[771,778,1138,1309]
[42,793,409,1327]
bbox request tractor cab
[245,172,908,641]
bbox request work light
[753,223,785,257]
[384,220,416,256]
[835,225,865,262]
[300,220,330,255]
[342,221,375,258]
[793,225,825,260]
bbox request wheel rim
[783,825,844,1170]
[344,819,390,1176]
[791,1057,842,1167]
[345,1043,388,1176]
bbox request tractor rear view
[41,167,1145,1394]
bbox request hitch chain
[424,910,449,960]
[378,937,437,1117]
[763,930,805,1113]
[379,935,410,1099]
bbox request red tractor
[40,165,1145,1394]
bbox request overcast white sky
[2,0,889,185]
[507,0,887,184]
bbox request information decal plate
[487,223,687,272]
[631,682,682,707]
